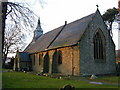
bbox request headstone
[90,74,97,80]
[60,84,75,90]
[59,76,62,79]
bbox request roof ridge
[68,13,95,25]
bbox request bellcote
[33,18,43,42]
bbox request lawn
[85,76,119,84]
[2,71,119,88]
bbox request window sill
[94,59,106,63]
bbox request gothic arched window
[93,31,105,59]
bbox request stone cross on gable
[96,4,99,8]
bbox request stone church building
[14,9,116,76]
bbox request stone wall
[80,11,116,76]
[20,62,32,71]
[31,45,80,76]
[33,54,40,72]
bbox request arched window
[58,50,62,65]
[52,50,58,73]
[43,52,49,73]
[52,50,62,73]
[93,30,105,59]
[58,50,62,64]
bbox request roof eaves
[30,43,78,55]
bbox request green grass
[2,72,119,88]
[86,76,119,84]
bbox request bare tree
[3,25,25,66]
[7,2,37,32]
[2,2,37,68]
[2,0,46,68]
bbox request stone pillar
[48,51,54,74]
[40,55,43,73]
[48,50,56,74]
[71,47,74,76]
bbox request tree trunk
[2,2,7,68]
[2,54,7,68]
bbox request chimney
[65,21,67,25]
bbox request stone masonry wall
[31,45,80,76]
[80,11,116,76]
[32,53,43,72]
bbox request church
[14,9,116,76]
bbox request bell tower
[33,18,43,41]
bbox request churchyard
[2,70,119,88]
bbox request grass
[2,71,119,88]
[86,76,119,84]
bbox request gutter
[29,43,78,55]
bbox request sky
[8,0,119,57]
[28,0,119,50]
[29,0,118,32]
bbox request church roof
[24,12,96,53]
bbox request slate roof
[24,12,95,53]
[18,52,31,62]
[24,26,64,53]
